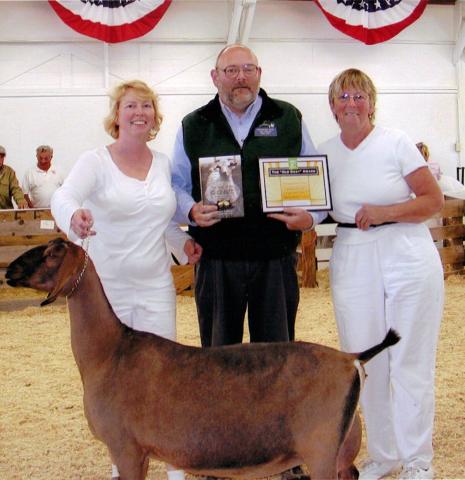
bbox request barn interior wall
[0,1,462,181]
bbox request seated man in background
[0,145,27,209]
[23,144,64,208]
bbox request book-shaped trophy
[199,155,244,218]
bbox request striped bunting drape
[48,0,172,43]
[314,0,428,45]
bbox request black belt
[337,222,397,228]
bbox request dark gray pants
[194,255,299,346]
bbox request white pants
[105,283,177,341]
[330,224,443,469]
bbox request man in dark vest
[172,43,320,343]
[172,42,321,480]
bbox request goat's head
[6,238,86,306]
[210,158,237,176]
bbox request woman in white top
[318,69,444,480]
[52,80,201,480]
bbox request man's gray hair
[36,145,53,155]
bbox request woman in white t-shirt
[52,80,201,480]
[318,69,444,480]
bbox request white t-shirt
[22,165,64,207]
[319,125,427,224]
[51,147,189,336]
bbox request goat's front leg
[109,443,149,480]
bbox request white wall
[0,1,462,182]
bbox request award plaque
[259,155,331,212]
[199,155,244,218]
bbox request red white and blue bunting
[314,0,428,45]
[48,0,172,43]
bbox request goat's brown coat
[6,239,398,480]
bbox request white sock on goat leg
[111,464,120,478]
[166,469,185,480]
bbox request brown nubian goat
[6,238,399,480]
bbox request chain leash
[66,236,90,299]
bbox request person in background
[0,145,28,209]
[23,145,64,208]
[51,80,201,480]
[416,142,441,180]
[317,68,444,480]
[417,141,465,200]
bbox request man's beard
[229,87,255,109]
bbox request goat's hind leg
[109,444,149,480]
[303,448,339,480]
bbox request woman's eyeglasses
[337,93,367,104]
[219,64,259,79]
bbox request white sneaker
[399,465,434,479]
[359,459,401,479]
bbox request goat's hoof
[280,466,311,480]
[280,466,310,480]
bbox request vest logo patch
[254,121,277,137]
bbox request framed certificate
[259,155,331,212]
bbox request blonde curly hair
[103,80,163,141]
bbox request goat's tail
[357,328,401,364]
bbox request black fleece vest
[182,89,303,260]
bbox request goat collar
[41,238,90,307]
[66,247,89,299]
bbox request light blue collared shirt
[171,93,324,225]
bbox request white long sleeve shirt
[52,146,188,297]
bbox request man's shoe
[399,465,434,480]
[359,459,401,479]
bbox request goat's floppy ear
[41,292,59,307]
[40,241,82,307]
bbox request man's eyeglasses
[0,153,5,157]
[219,64,259,79]
[337,93,367,104]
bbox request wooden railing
[0,209,194,295]
[0,210,65,285]
[1,198,464,291]
[298,196,465,286]
[428,197,465,277]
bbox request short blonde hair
[103,80,163,141]
[328,68,377,124]
[36,145,53,156]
